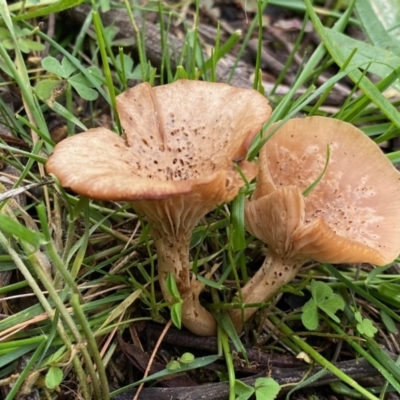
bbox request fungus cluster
[47,79,400,336]
[229,117,400,331]
[46,80,272,336]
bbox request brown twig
[132,320,173,400]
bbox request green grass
[1,0,400,399]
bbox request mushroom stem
[229,251,304,332]
[153,231,217,336]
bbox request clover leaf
[38,56,99,102]
[302,280,345,330]
[234,378,280,400]
[354,310,377,338]
[0,25,45,53]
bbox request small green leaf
[354,310,363,323]
[2,39,15,50]
[318,295,345,323]
[112,53,139,80]
[170,302,182,329]
[234,379,254,400]
[356,317,377,338]
[15,27,32,37]
[0,25,45,53]
[18,39,31,53]
[302,280,344,329]
[35,79,65,102]
[45,366,63,389]
[301,299,319,330]
[69,78,98,101]
[99,0,111,12]
[61,57,78,78]
[42,56,76,79]
[311,280,332,302]
[87,65,104,81]
[179,352,195,364]
[255,377,281,400]
[166,273,181,299]
[42,56,62,75]
[102,25,120,44]
[166,360,180,371]
[68,72,96,88]
[19,38,45,53]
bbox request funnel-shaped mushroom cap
[246,116,400,266]
[47,80,271,203]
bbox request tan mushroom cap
[47,79,272,336]
[47,80,270,203]
[246,116,400,266]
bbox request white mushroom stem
[153,230,217,336]
[229,251,304,332]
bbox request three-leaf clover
[36,56,99,102]
[110,53,142,81]
[354,310,377,338]
[302,280,345,330]
[0,25,45,53]
[235,377,280,400]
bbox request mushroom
[46,79,272,336]
[229,116,400,331]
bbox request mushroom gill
[46,79,272,336]
[229,116,400,332]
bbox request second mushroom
[229,116,400,332]
[46,79,271,336]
